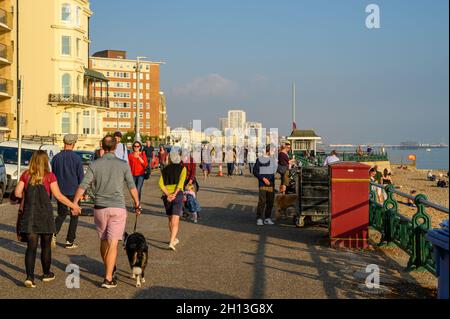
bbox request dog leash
[133,214,138,233]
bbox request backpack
[18,181,55,236]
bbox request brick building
[90,50,166,138]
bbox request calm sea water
[322,147,449,170]
[387,148,449,171]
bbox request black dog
[123,232,148,287]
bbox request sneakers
[257,218,275,226]
[101,279,118,289]
[42,272,56,283]
[24,279,36,288]
[65,241,78,249]
[51,235,57,248]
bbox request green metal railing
[369,182,449,275]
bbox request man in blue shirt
[51,134,84,249]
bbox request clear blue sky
[90,0,449,144]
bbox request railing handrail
[371,181,449,214]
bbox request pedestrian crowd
[10,133,320,289]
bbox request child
[184,184,201,223]
[407,190,417,207]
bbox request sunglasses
[133,145,141,149]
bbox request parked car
[0,141,60,195]
[74,150,95,174]
[0,155,7,204]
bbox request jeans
[256,189,275,220]
[55,195,78,243]
[133,175,145,201]
[227,163,235,176]
[249,163,255,175]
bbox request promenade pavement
[0,168,435,299]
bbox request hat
[63,134,78,145]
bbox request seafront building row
[0,0,167,149]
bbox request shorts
[162,192,184,217]
[93,208,127,241]
[202,163,212,172]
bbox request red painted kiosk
[329,162,371,249]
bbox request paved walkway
[0,169,435,299]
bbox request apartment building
[227,110,246,131]
[0,0,14,141]
[1,0,108,149]
[90,50,166,138]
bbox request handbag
[144,165,151,180]
[16,212,28,243]
[13,193,27,243]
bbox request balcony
[0,8,12,31]
[0,43,12,64]
[0,78,12,98]
[48,94,109,108]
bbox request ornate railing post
[379,184,398,246]
[406,194,432,272]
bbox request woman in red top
[14,150,81,288]
[128,141,148,201]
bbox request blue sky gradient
[90,0,449,144]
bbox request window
[146,112,150,119]
[146,83,150,90]
[146,74,150,80]
[76,38,81,57]
[83,111,90,134]
[61,4,71,22]
[146,93,149,99]
[62,36,71,56]
[62,74,71,95]
[146,103,150,109]
[62,112,71,134]
[146,122,150,129]
[76,6,81,26]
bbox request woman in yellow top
[159,151,187,251]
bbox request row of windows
[104,122,151,129]
[61,73,83,95]
[112,92,131,98]
[61,110,101,136]
[106,112,151,119]
[97,82,151,90]
[109,101,151,109]
[107,92,151,99]
[61,3,82,26]
[62,36,82,58]
[92,61,151,71]
[105,72,150,81]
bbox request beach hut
[287,129,322,157]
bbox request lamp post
[134,56,147,142]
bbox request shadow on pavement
[134,286,237,299]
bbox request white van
[0,141,60,194]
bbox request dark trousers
[227,163,235,176]
[133,175,145,201]
[25,233,52,280]
[55,195,78,243]
[257,189,275,220]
